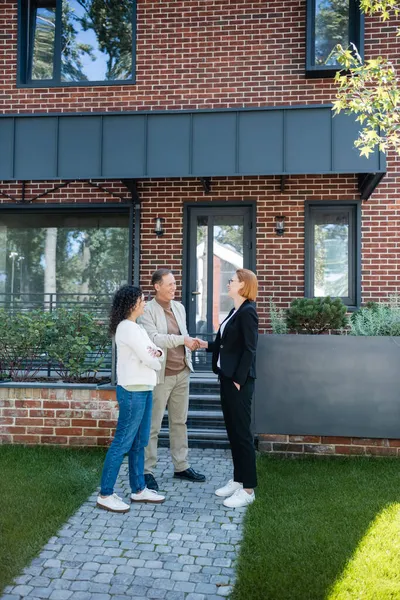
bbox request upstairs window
[18,0,137,86]
[306,0,364,77]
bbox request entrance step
[159,371,229,448]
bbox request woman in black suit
[199,268,258,508]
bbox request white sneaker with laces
[223,488,255,508]
[215,479,243,497]
[131,487,166,504]
[96,493,130,513]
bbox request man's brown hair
[151,268,172,287]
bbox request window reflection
[61,0,133,82]
[31,1,56,80]
[196,219,208,335]
[0,213,129,304]
[315,0,349,66]
[314,212,349,297]
[213,218,243,329]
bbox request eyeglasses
[228,279,238,284]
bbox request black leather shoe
[173,467,206,482]
[144,473,159,491]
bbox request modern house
[0,0,398,453]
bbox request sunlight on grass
[328,503,400,600]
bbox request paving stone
[216,586,233,597]
[146,589,167,599]
[173,581,196,593]
[69,582,90,592]
[29,577,52,588]
[42,569,64,579]
[48,591,73,600]
[27,587,53,598]
[11,585,34,596]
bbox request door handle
[191,291,201,295]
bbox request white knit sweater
[115,320,164,387]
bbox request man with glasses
[139,268,205,491]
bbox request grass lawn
[0,444,105,593]
[232,455,400,600]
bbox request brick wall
[259,434,400,457]
[1,171,399,330]
[1,0,398,114]
[0,0,399,313]
[1,1,400,450]
[0,387,117,446]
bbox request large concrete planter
[254,334,400,440]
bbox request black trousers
[219,375,257,489]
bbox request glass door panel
[188,207,252,348]
[212,216,244,329]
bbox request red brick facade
[0,1,399,451]
[0,387,117,446]
[0,0,399,315]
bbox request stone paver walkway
[2,448,246,600]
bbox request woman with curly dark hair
[97,285,166,513]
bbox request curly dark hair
[109,285,143,336]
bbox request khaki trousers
[144,368,190,474]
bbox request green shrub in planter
[349,296,400,336]
[268,298,288,334]
[286,297,348,335]
[0,309,53,381]
[45,308,110,382]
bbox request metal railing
[0,292,113,317]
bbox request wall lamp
[275,215,286,236]
[154,217,165,236]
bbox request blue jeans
[100,386,153,496]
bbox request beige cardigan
[138,298,194,384]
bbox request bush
[268,298,288,334]
[349,296,400,336]
[0,309,53,381]
[45,308,110,382]
[286,297,348,334]
[0,307,111,382]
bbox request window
[305,202,360,308]
[18,0,137,86]
[0,207,131,308]
[306,0,364,77]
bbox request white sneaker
[131,487,166,504]
[215,479,243,497]
[223,488,255,508]
[96,493,130,513]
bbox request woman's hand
[147,346,162,358]
[196,339,208,349]
[233,382,241,391]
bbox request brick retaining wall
[0,387,117,447]
[2,387,400,456]
[258,434,400,457]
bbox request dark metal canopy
[0,106,385,198]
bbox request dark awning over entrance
[0,106,385,198]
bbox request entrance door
[186,206,254,341]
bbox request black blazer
[207,300,258,385]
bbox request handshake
[184,336,208,351]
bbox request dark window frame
[306,0,364,78]
[304,201,361,309]
[17,0,137,88]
